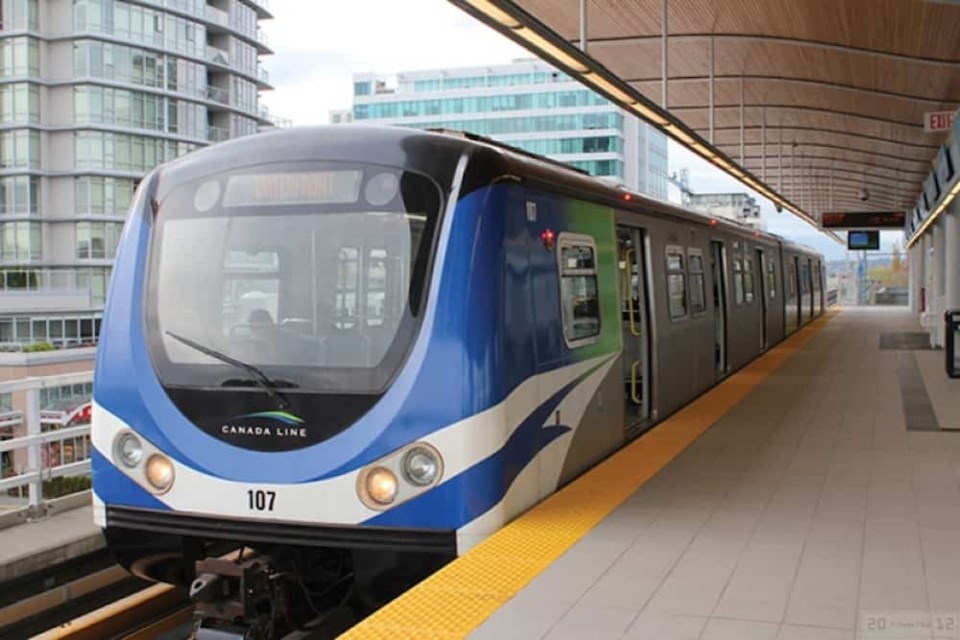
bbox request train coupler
[189,556,290,640]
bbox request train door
[710,240,728,378]
[756,248,768,350]
[617,226,649,433]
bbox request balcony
[246,0,272,19]
[255,27,271,53]
[206,85,229,104]
[206,46,230,67]
[207,126,229,143]
[205,5,229,30]
[257,66,270,86]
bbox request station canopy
[451,0,960,235]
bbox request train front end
[91,127,489,605]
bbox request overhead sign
[821,211,906,229]
[925,110,956,133]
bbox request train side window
[557,235,601,347]
[767,260,777,299]
[733,255,744,305]
[665,246,687,320]
[688,249,706,315]
[743,253,755,304]
[788,262,797,296]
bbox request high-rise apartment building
[0,0,274,349]
[348,59,668,198]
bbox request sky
[258,0,899,261]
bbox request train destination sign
[821,211,906,229]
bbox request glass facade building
[0,0,274,349]
[349,60,668,199]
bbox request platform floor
[0,506,102,582]
[467,308,960,640]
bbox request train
[91,125,825,631]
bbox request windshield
[146,162,442,393]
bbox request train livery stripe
[341,310,837,639]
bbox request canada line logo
[220,410,307,439]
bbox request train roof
[151,125,822,258]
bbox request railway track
[19,551,365,640]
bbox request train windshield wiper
[165,331,291,410]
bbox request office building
[0,0,274,350]
[348,59,668,198]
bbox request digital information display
[821,211,906,229]
[223,170,363,207]
[848,230,880,251]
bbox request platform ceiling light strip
[455,0,828,235]
[907,178,960,249]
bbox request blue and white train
[92,126,825,620]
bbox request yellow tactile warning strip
[342,310,838,639]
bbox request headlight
[365,467,398,505]
[402,445,441,487]
[114,432,143,468]
[145,454,175,493]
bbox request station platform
[0,505,103,583]
[345,308,960,640]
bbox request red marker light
[709,219,718,226]
[623,193,632,201]
[541,228,556,250]
[754,230,761,238]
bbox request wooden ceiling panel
[468,0,960,217]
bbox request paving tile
[544,604,638,640]
[699,617,780,640]
[621,611,707,640]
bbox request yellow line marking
[343,311,837,639]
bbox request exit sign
[925,110,956,133]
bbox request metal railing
[207,125,229,142]
[826,288,839,308]
[206,85,230,104]
[0,372,94,518]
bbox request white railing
[0,372,94,517]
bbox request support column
[910,243,923,314]
[945,199,960,313]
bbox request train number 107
[247,489,276,512]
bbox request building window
[76,221,123,259]
[0,0,39,30]
[0,220,41,262]
[0,83,38,124]
[0,129,39,169]
[75,176,135,216]
[0,175,38,216]
[0,36,39,77]
[688,250,706,315]
[558,236,601,346]
[666,246,687,320]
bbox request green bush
[23,342,55,352]
[42,475,92,499]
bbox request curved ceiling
[450,0,960,233]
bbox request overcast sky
[258,0,895,260]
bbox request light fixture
[363,467,399,506]
[463,0,521,27]
[114,432,143,468]
[402,445,442,487]
[145,454,175,493]
[515,27,590,74]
